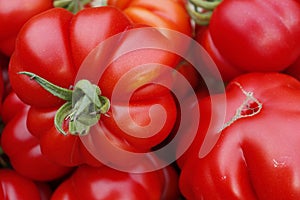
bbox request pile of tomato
[1,0,300,199]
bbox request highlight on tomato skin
[51,156,180,200]
[0,169,52,200]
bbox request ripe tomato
[0,169,51,199]
[180,72,300,199]
[209,0,300,72]
[1,92,73,181]
[9,7,178,166]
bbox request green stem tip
[189,0,222,11]
[19,71,110,136]
[187,0,222,25]
[53,0,92,13]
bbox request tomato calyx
[54,0,93,13]
[187,0,222,25]
[220,82,262,131]
[19,71,110,136]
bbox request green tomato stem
[189,0,222,11]
[187,6,213,26]
[53,0,72,8]
[219,82,262,132]
[54,0,92,13]
[54,102,73,135]
[18,72,73,101]
[19,72,110,136]
[187,0,222,25]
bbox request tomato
[1,92,23,124]
[8,7,178,166]
[180,72,300,199]
[1,92,73,181]
[51,161,180,200]
[212,0,300,71]
[190,0,300,82]
[107,0,192,36]
[0,169,51,200]
[0,0,53,56]
[26,105,114,167]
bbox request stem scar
[220,82,263,132]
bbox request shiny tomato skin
[209,0,300,73]
[9,7,133,108]
[8,6,179,166]
[51,164,179,200]
[1,92,73,181]
[0,169,43,199]
[180,73,300,199]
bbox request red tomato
[180,72,300,199]
[26,105,112,167]
[0,0,53,56]
[51,163,180,200]
[8,7,178,166]
[1,92,23,123]
[1,92,73,181]
[192,0,300,82]
[210,0,300,72]
[0,169,51,200]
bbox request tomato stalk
[54,0,92,13]
[220,82,262,131]
[19,72,110,136]
[187,0,222,25]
